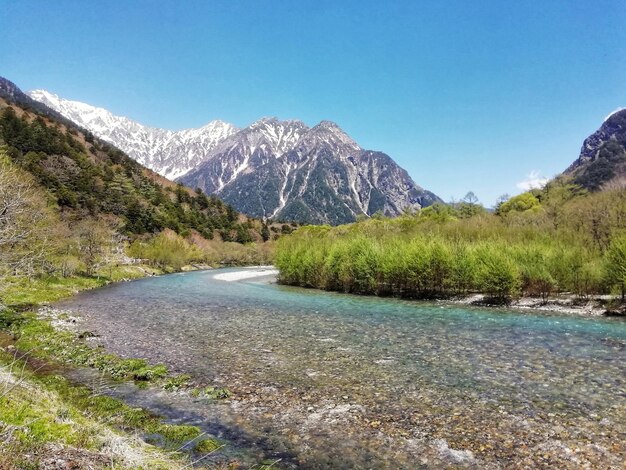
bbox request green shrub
[605,235,626,299]
[475,245,521,301]
[128,232,202,270]
[163,374,192,391]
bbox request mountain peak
[251,116,279,126]
[28,89,238,180]
[28,89,68,112]
[200,119,233,128]
[27,87,440,224]
[604,107,626,123]
[29,89,59,101]
[27,89,123,125]
[301,119,360,153]
[250,116,307,129]
[311,120,352,138]
[196,119,238,134]
[315,120,341,129]
[563,106,626,190]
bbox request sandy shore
[213,266,279,282]
[447,293,618,317]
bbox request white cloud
[516,170,549,191]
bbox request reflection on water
[57,268,626,468]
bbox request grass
[2,275,106,307]
[2,265,160,308]
[0,268,232,469]
[8,313,180,388]
[0,351,206,469]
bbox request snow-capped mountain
[28,90,237,179]
[182,118,441,224]
[186,117,310,195]
[30,90,441,224]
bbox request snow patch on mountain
[28,89,238,179]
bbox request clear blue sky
[2,1,625,205]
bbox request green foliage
[419,202,457,222]
[163,374,192,391]
[194,437,221,453]
[149,424,201,449]
[2,275,107,308]
[146,423,221,453]
[277,185,626,302]
[474,244,521,301]
[0,351,213,468]
[497,193,540,214]
[101,358,169,381]
[605,235,626,299]
[235,223,253,244]
[200,386,232,399]
[133,364,169,381]
[451,191,487,218]
[128,231,203,270]
[261,222,271,242]
[0,105,249,243]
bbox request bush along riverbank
[275,186,626,311]
[0,269,241,469]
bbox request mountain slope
[29,88,441,225]
[28,90,238,179]
[183,117,309,197]
[0,77,261,244]
[563,108,626,190]
[183,119,440,224]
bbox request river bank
[443,293,617,317]
[52,268,626,469]
[275,276,621,318]
[0,264,274,469]
[3,267,625,468]
[0,340,214,470]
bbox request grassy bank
[0,350,220,469]
[2,266,156,308]
[0,268,232,469]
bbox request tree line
[276,181,626,303]
[0,106,254,240]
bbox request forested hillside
[0,106,247,239]
[0,80,277,300]
[276,182,626,303]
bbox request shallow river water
[57,267,626,468]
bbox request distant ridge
[28,89,238,180]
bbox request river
[56,267,626,468]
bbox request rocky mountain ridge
[29,89,441,224]
[564,108,626,190]
[28,90,238,179]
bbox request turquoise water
[58,268,626,468]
